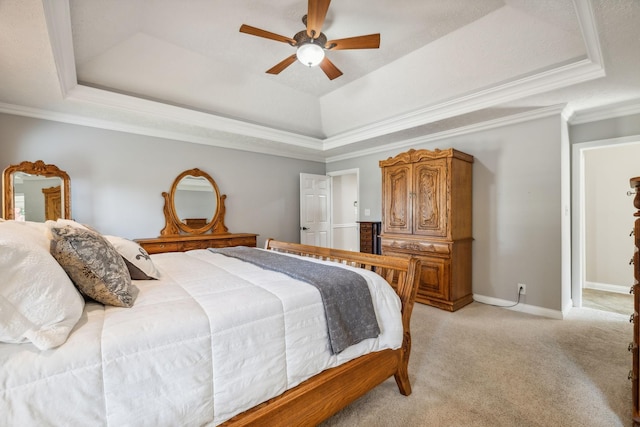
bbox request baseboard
[472,294,564,319]
[584,281,630,294]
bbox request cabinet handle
[631,286,635,295]
[629,370,635,381]
[629,342,636,352]
[631,229,635,236]
[631,313,635,323]
[630,257,635,265]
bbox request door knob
[301,227,309,230]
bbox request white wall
[328,114,564,312]
[0,113,325,247]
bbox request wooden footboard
[221,239,421,426]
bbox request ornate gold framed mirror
[160,168,228,235]
[2,160,71,221]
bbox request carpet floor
[322,302,633,427]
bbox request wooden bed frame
[222,239,421,426]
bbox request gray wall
[7,110,635,313]
[570,113,640,144]
[328,115,564,311]
[0,113,325,247]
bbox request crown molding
[569,98,640,124]
[42,0,77,96]
[0,101,327,163]
[325,104,567,163]
[322,57,604,150]
[66,85,324,150]
[573,0,605,69]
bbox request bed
[0,219,421,426]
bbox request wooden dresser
[136,233,257,255]
[379,148,473,311]
[630,176,640,426]
[358,221,381,255]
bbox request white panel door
[300,173,331,247]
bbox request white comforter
[1,249,403,426]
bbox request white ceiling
[1,0,639,162]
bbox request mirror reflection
[3,160,71,221]
[13,172,64,222]
[174,175,218,227]
[160,168,227,236]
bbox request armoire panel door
[413,159,448,237]
[382,164,412,234]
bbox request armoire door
[382,163,412,234]
[413,159,448,237]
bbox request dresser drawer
[206,236,257,248]
[136,233,257,254]
[140,241,181,254]
[181,240,211,251]
[381,237,451,256]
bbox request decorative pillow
[49,226,139,308]
[0,221,84,350]
[104,235,160,280]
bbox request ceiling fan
[239,0,380,80]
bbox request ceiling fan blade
[306,0,331,38]
[326,34,380,50]
[266,54,298,75]
[240,24,296,45]
[319,57,343,80]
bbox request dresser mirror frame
[2,160,71,221]
[160,168,228,236]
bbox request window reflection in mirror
[13,172,63,222]
[174,175,218,226]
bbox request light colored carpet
[583,288,634,316]
[322,302,633,427]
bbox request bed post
[393,257,421,395]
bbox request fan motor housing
[293,30,327,48]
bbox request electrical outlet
[518,283,526,295]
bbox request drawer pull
[632,229,636,236]
[629,370,635,381]
[630,257,635,265]
[631,286,635,295]
[630,342,636,352]
[631,313,636,323]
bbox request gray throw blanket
[209,246,380,354]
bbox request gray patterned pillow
[49,226,138,308]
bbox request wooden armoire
[379,148,473,311]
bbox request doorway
[328,169,359,252]
[299,169,359,250]
[572,135,640,313]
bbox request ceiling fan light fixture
[296,42,325,67]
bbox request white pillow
[104,235,160,280]
[0,221,85,350]
[2,220,51,251]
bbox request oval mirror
[174,175,218,229]
[3,160,71,221]
[160,168,228,236]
